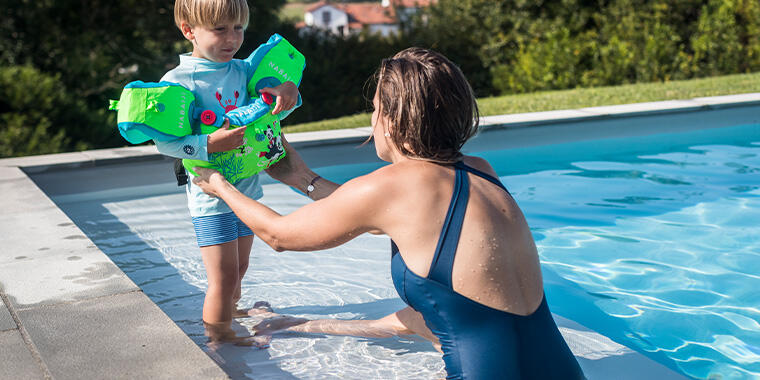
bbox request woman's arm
[265,136,339,201]
[194,165,390,252]
[252,307,441,351]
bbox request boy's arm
[155,134,210,160]
[155,121,246,159]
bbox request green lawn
[283,71,760,133]
[281,3,308,22]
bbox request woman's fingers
[193,167,218,179]
[192,167,226,197]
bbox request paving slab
[0,167,62,215]
[0,166,138,309]
[579,99,703,117]
[17,291,228,380]
[286,127,371,146]
[0,330,45,380]
[481,109,595,127]
[0,253,137,310]
[693,93,760,107]
[0,146,160,173]
[0,298,15,331]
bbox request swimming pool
[36,107,759,379]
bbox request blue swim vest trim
[117,122,185,144]
[224,96,271,126]
[245,34,283,83]
[123,80,186,89]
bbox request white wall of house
[304,5,349,35]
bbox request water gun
[109,34,305,184]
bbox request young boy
[157,0,301,341]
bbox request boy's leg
[230,215,272,317]
[231,234,253,316]
[201,240,240,324]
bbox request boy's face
[183,21,244,62]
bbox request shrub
[0,66,72,157]
[691,0,743,77]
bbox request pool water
[56,122,759,379]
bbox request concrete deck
[1,93,758,379]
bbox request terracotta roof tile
[343,3,395,25]
[390,0,436,8]
[305,1,330,13]
[305,1,432,27]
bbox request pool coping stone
[0,93,757,379]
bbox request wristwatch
[306,175,321,197]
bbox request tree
[0,66,73,157]
[0,0,287,155]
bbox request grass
[284,71,760,133]
[281,3,309,22]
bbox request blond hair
[174,0,250,29]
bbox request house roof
[305,1,333,13]
[390,0,436,7]
[344,3,395,25]
[305,1,396,26]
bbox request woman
[195,48,584,379]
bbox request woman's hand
[260,81,299,115]
[265,137,311,186]
[192,167,228,197]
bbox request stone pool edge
[1,93,758,379]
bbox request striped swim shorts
[191,212,254,247]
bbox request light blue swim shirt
[156,53,300,217]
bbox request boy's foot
[234,334,272,348]
[204,320,271,348]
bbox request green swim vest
[182,99,285,184]
[110,34,305,184]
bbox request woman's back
[383,156,542,315]
[386,158,583,379]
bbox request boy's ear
[180,22,194,41]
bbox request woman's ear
[180,22,195,41]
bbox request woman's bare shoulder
[333,162,416,198]
[462,155,498,177]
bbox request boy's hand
[207,119,246,153]
[260,81,299,115]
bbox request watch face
[307,184,314,192]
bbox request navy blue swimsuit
[391,161,584,379]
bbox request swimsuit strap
[428,165,470,288]
[454,161,509,193]
[427,161,509,287]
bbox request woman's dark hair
[375,47,479,162]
